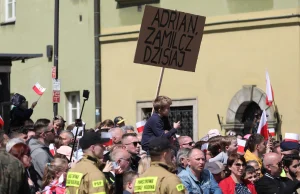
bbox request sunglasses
[125,141,141,147]
[182,142,194,146]
[235,163,246,167]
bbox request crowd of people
[0,94,300,194]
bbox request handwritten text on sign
[134,6,206,72]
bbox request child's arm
[152,120,178,138]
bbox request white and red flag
[101,132,113,146]
[33,82,46,96]
[136,121,146,133]
[284,133,299,143]
[0,115,4,129]
[257,110,269,140]
[237,139,246,154]
[201,143,208,152]
[266,71,274,106]
[43,174,64,194]
[49,144,56,156]
[268,128,275,137]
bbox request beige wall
[101,8,300,139]
[0,0,96,127]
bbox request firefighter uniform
[134,161,185,194]
[65,130,111,194]
[66,155,109,194]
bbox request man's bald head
[263,152,282,177]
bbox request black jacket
[10,106,33,128]
[255,173,300,194]
[141,113,177,151]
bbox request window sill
[0,20,16,26]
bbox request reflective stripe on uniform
[92,180,104,188]
[66,172,84,187]
[176,184,185,191]
[134,177,158,192]
[92,192,106,194]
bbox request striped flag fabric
[136,121,146,133]
[101,132,113,146]
[32,82,46,96]
[268,128,275,137]
[237,139,246,154]
[257,110,269,140]
[266,71,274,106]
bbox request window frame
[67,92,80,124]
[5,0,16,22]
[136,98,198,141]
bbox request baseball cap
[79,131,110,150]
[205,161,224,174]
[148,137,173,153]
[114,116,125,126]
[57,146,72,161]
[280,141,300,151]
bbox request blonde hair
[153,96,172,112]
[42,158,68,189]
[138,156,151,175]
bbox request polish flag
[101,132,113,146]
[49,144,56,156]
[257,110,269,140]
[0,115,4,129]
[201,143,208,152]
[43,174,64,194]
[237,139,246,154]
[284,133,299,143]
[136,121,146,133]
[268,128,275,137]
[266,71,274,106]
[32,82,46,96]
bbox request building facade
[0,0,299,139]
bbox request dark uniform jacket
[255,173,300,194]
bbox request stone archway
[224,85,277,133]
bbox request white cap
[6,138,25,152]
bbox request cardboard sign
[53,90,60,103]
[134,5,206,72]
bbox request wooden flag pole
[151,67,165,115]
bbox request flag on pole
[136,121,146,133]
[266,71,274,106]
[0,115,4,129]
[32,82,46,96]
[257,110,269,140]
[101,132,113,146]
[268,128,275,137]
[237,139,246,154]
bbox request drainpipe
[94,0,101,123]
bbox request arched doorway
[225,85,278,136]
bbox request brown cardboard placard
[134,5,206,72]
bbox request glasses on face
[125,141,141,147]
[182,142,194,146]
[235,163,246,167]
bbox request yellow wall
[101,8,300,139]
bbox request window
[66,92,80,124]
[137,99,198,141]
[5,0,16,22]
